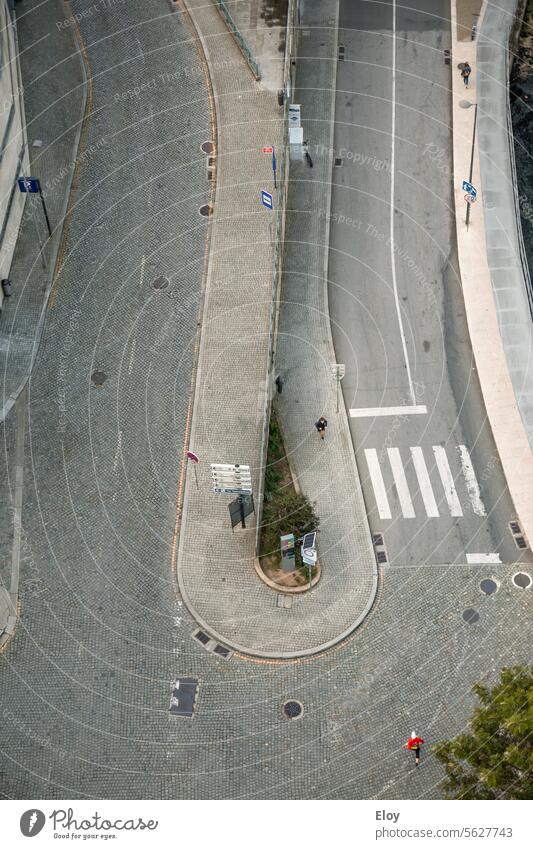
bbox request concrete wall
[0,0,29,309]
[477,0,533,449]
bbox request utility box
[280,533,296,572]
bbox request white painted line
[364,449,392,519]
[410,447,440,517]
[349,405,427,418]
[387,447,415,518]
[458,445,487,516]
[389,0,415,405]
[466,553,502,564]
[433,446,463,516]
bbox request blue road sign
[261,190,273,209]
[462,180,477,198]
[18,177,40,193]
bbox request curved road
[329,0,533,568]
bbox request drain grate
[213,644,231,659]
[509,520,529,550]
[193,629,210,645]
[199,204,213,217]
[480,578,498,595]
[91,370,107,387]
[462,608,479,624]
[512,572,532,589]
[338,44,345,61]
[373,532,388,565]
[283,700,303,719]
[444,49,450,64]
[334,157,342,167]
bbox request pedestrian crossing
[363,445,487,520]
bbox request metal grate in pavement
[193,629,210,645]
[509,520,529,550]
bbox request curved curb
[254,557,321,593]
[0,1,89,424]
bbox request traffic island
[257,410,320,591]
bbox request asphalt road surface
[328,0,532,567]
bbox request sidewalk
[176,0,377,658]
[451,0,533,548]
[0,0,85,642]
[0,0,86,421]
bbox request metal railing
[214,1,261,80]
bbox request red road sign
[262,146,273,154]
[187,450,199,464]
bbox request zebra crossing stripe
[432,446,463,516]
[364,449,392,519]
[458,445,487,516]
[387,448,415,518]
[410,447,440,517]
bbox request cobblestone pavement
[0,0,85,420]
[0,0,531,800]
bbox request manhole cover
[480,579,498,595]
[201,141,214,154]
[152,275,169,290]
[283,700,303,719]
[199,204,213,217]
[91,370,107,386]
[512,572,532,589]
[462,608,479,624]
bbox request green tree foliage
[433,666,533,799]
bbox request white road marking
[458,445,487,516]
[466,553,502,564]
[389,0,415,405]
[388,447,415,517]
[433,445,463,516]
[349,405,427,417]
[410,447,440,517]
[365,449,392,519]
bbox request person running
[405,732,425,766]
[315,416,328,440]
[461,62,472,87]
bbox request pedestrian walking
[303,140,314,168]
[405,732,425,766]
[274,375,284,394]
[315,416,327,440]
[461,62,472,87]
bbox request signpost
[261,190,273,210]
[18,176,52,237]
[186,450,199,489]
[211,463,252,495]
[462,179,477,198]
[262,146,277,189]
[300,531,317,590]
[331,363,346,413]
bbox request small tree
[433,666,533,800]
